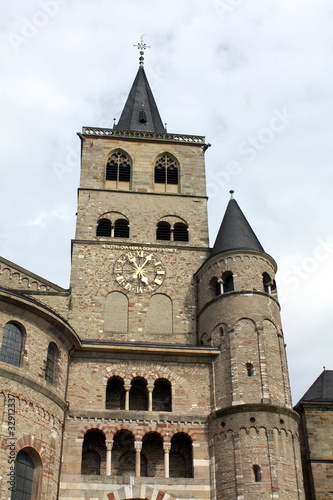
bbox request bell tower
[196,192,305,499]
[69,54,210,343]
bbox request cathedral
[0,46,332,500]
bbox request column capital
[106,441,113,451]
[163,442,171,453]
[134,441,142,452]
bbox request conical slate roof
[115,66,166,133]
[299,370,333,403]
[212,197,264,256]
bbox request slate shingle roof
[115,66,166,133]
[212,198,264,256]
[299,370,333,403]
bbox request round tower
[197,194,304,499]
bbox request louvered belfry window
[106,151,131,182]
[96,219,111,237]
[114,219,129,238]
[173,222,188,242]
[156,221,171,240]
[154,154,178,185]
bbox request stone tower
[197,195,304,498]
[60,60,215,499]
[0,52,306,500]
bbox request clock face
[114,250,165,294]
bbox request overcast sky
[1,0,333,403]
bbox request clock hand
[128,256,140,270]
[138,254,152,271]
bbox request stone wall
[297,403,333,499]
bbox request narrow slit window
[253,464,262,482]
[45,342,58,383]
[246,363,254,377]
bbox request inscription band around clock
[114,250,165,294]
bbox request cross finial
[133,35,151,67]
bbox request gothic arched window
[154,154,179,190]
[45,342,58,383]
[106,151,131,183]
[0,322,24,367]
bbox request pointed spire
[115,38,166,133]
[211,192,265,256]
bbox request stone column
[163,442,171,478]
[125,385,131,411]
[106,441,113,476]
[134,441,142,477]
[148,385,154,411]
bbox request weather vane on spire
[133,35,150,67]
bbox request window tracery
[154,154,179,192]
[106,150,131,183]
